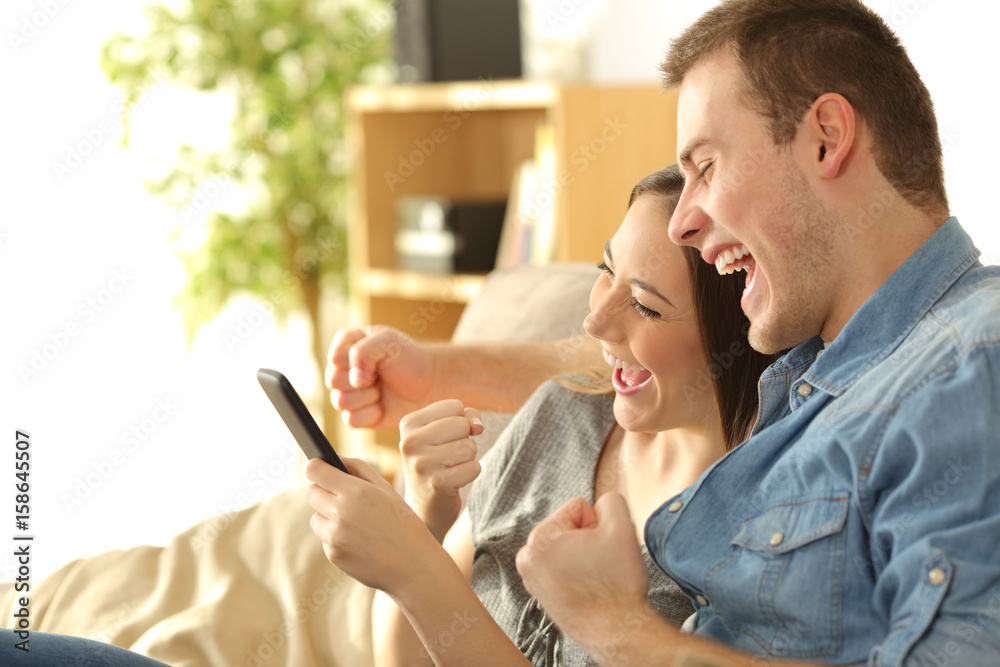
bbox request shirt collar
[793,217,979,396]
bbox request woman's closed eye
[599,262,661,320]
[631,299,660,320]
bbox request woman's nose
[584,291,625,344]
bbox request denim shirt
[646,218,1000,666]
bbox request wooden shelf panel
[348,80,558,113]
[355,269,486,302]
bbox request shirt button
[928,568,947,586]
[769,532,785,547]
[696,594,709,606]
[796,383,813,397]
[667,500,683,512]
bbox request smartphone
[256,368,349,473]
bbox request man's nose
[669,186,711,248]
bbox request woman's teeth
[603,349,646,373]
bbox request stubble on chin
[748,165,839,354]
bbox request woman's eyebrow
[606,238,674,307]
[630,278,674,307]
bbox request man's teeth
[603,349,646,373]
[715,244,750,275]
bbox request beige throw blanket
[0,485,375,666]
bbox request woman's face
[584,194,716,434]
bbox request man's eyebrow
[678,138,707,169]
[604,240,612,262]
[630,278,674,307]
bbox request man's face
[670,51,841,354]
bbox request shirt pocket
[707,490,851,659]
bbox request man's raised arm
[327,325,603,429]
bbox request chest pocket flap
[732,490,850,554]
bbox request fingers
[304,456,388,491]
[330,382,380,412]
[347,326,408,389]
[339,402,386,429]
[305,456,344,489]
[327,328,385,428]
[400,399,484,438]
[327,325,403,391]
[400,399,467,432]
[340,456,392,488]
[519,497,592,564]
[328,327,367,370]
[400,401,480,476]
[536,497,598,541]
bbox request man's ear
[806,93,855,179]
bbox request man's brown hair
[661,0,948,215]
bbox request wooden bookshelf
[346,80,679,463]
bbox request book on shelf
[495,122,558,269]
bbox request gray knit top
[467,381,695,666]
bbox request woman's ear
[807,93,855,179]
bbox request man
[331,1,1000,664]
[515,1,1000,665]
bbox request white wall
[1,0,997,582]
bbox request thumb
[547,496,598,535]
[347,326,402,388]
[464,407,484,436]
[340,456,393,491]
[593,493,638,538]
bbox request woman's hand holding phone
[399,400,484,543]
[304,456,449,596]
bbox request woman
[305,164,775,666]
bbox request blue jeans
[0,629,169,665]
